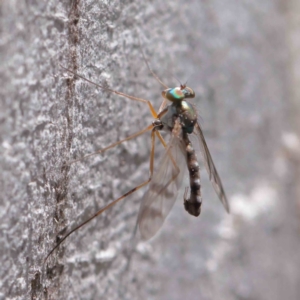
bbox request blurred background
[1,0,300,299]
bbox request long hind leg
[61,65,159,118]
[45,129,157,263]
[68,124,154,165]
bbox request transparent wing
[194,122,230,212]
[137,134,187,240]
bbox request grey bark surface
[1,0,300,299]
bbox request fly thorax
[159,102,197,134]
[176,101,197,134]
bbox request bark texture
[1,0,300,299]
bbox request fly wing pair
[137,121,229,240]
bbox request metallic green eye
[162,87,185,102]
[162,86,195,102]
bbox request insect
[45,59,229,262]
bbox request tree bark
[1,0,300,299]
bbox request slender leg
[158,99,169,114]
[68,124,153,165]
[60,65,158,118]
[155,130,177,170]
[155,131,167,147]
[45,129,157,263]
[155,120,181,174]
[156,120,183,190]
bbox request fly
[45,62,229,262]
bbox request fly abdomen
[183,132,202,217]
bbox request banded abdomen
[182,131,202,217]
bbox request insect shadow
[45,49,229,263]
